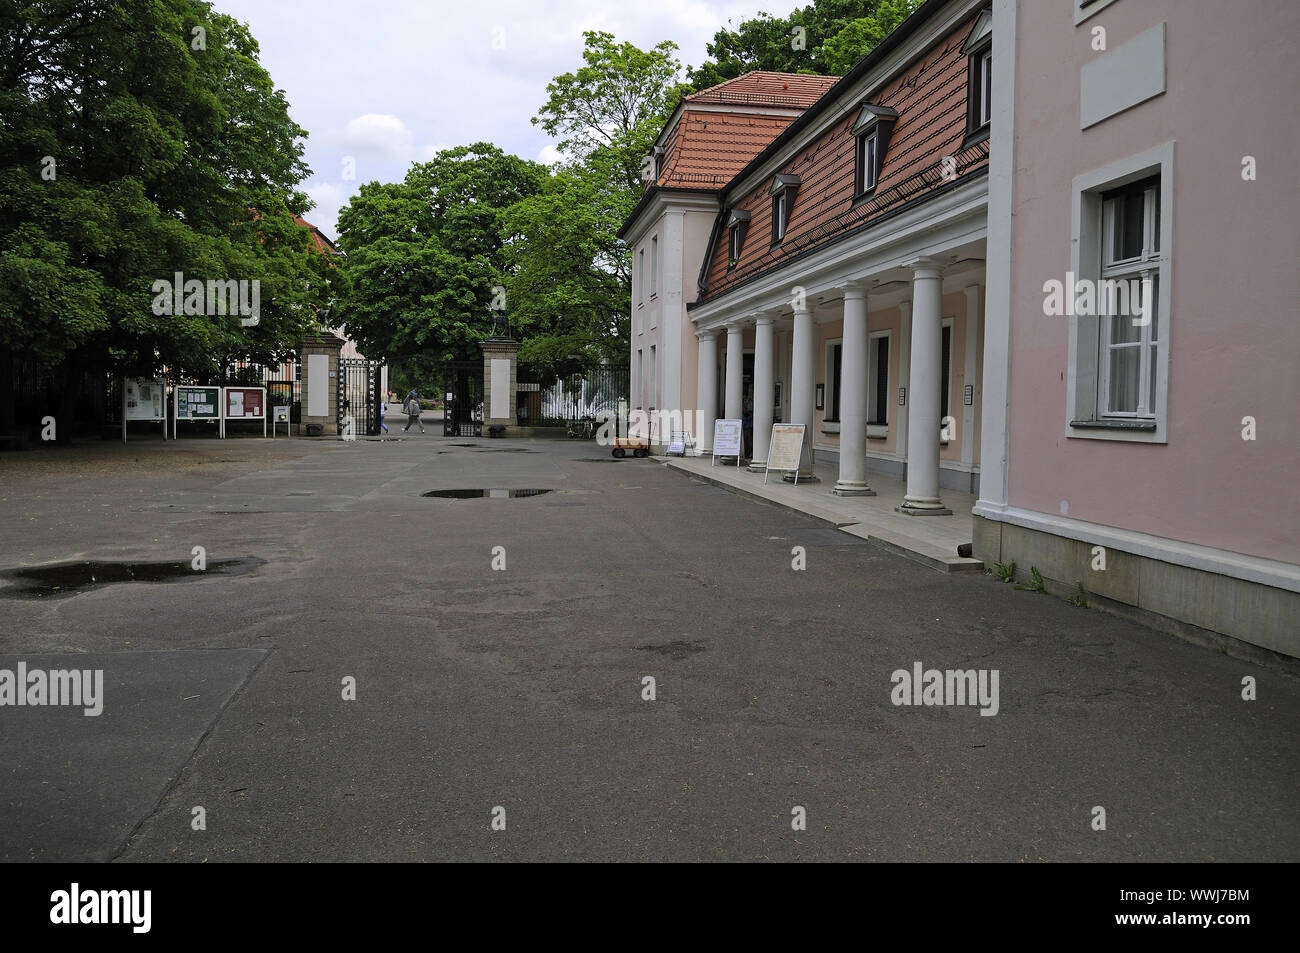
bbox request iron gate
[442,361,483,437]
[338,358,383,437]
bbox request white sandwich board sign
[765,423,806,484]
[712,418,743,467]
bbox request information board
[712,418,743,466]
[174,385,221,438]
[124,379,166,421]
[765,423,806,484]
[224,387,264,419]
[221,387,267,438]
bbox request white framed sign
[765,423,806,484]
[121,377,167,444]
[220,386,267,438]
[711,418,743,466]
[173,385,221,438]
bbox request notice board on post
[221,387,266,438]
[712,418,743,467]
[765,423,806,484]
[174,386,221,438]
[121,378,167,443]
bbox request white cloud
[536,144,563,166]
[304,180,353,242]
[342,113,414,160]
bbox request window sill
[851,188,878,209]
[821,422,840,433]
[867,425,888,439]
[1069,418,1158,431]
[961,127,990,151]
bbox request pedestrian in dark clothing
[402,390,424,433]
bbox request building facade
[975,0,1300,656]
[627,0,1298,658]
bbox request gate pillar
[300,332,344,436]
[481,336,519,436]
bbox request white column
[695,329,718,454]
[724,321,745,423]
[834,284,874,496]
[788,304,818,480]
[747,315,776,471]
[900,258,951,514]
[961,284,982,480]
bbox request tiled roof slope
[687,70,840,109]
[294,214,339,255]
[656,110,801,188]
[652,72,840,189]
[698,10,989,301]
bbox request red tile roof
[656,109,802,187]
[686,70,840,109]
[294,215,339,255]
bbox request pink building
[628,0,1298,658]
[975,0,1300,656]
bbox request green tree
[685,0,921,90]
[818,0,921,74]
[0,0,331,435]
[334,143,545,373]
[509,32,687,374]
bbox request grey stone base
[973,513,1300,663]
[782,471,820,484]
[832,485,877,497]
[896,505,953,516]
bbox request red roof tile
[656,109,802,187]
[686,70,840,109]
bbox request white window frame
[859,132,878,193]
[650,235,658,298]
[1097,180,1160,419]
[940,317,954,436]
[979,49,992,127]
[823,337,843,427]
[1066,141,1174,443]
[868,329,891,434]
[637,247,644,307]
[774,191,787,242]
[648,344,657,411]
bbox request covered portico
[691,227,987,518]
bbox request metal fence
[516,364,629,427]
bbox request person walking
[379,397,389,434]
[401,390,424,433]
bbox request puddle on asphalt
[575,458,623,463]
[0,557,267,598]
[422,488,554,499]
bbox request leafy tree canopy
[685,0,921,89]
[334,143,546,370]
[0,0,333,404]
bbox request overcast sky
[212,0,777,240]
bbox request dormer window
[851,104,898,200]
[962,9,993,142]
[652,145,665,179]
[726,209,750,270]
[769,174,800,245]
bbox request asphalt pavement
[0,430,1295,861]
